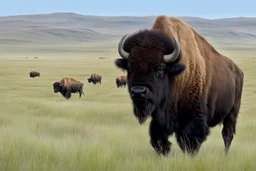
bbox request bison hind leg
[78,90,84,98]
[222,102,241,154]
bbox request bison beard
[133,99,155,124]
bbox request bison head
[116,79,120,87]
[87,78,92,83]
[53,82,63,93]
[115,30,185,124]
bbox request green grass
[0,42,256,171]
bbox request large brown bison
[53,77,84,99]
[115,16,244,156]
[87,73,102,85]
[116,76,127,88]
[29,71,40,78]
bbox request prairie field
[0,41,256,171]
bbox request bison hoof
[150,139,171,156]
[162,141,171,156]
[150,140,162,155]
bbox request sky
[1,0,255,19]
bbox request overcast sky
[1,0,255,19]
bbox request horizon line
[0,12,256,20]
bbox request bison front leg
[176,119,209,155]
[149,120,171,155]
[65,91,71,99]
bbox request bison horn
[163,36,181,63]
[118,34,130,59]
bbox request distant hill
[0,13,256,45]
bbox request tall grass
[0,42,255,171]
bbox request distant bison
[53,77,84,99]
[34,57,39,59]
[88,73,102,85]
[29,71,40,78]
[116,76,127,88]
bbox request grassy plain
[0,41,256,171]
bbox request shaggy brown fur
[53,77,84,99]
[152,16,207,102]
[29,71,40,78]
[88,73,102,85]
[115,15,244,156]
[152,16,244,123]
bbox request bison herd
[27,15,244,156]
[29,70,127,99]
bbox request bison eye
[156,64,165,78]
[127,63,132,73]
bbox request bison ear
[167,63,186,76]
[115,59,128,70]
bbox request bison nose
[131,86,149,99]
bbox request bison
[29,71,40,78]
[115,16,244,156]
[53,77,84,99]
[116,76,127,88]
[88,73,102,85]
